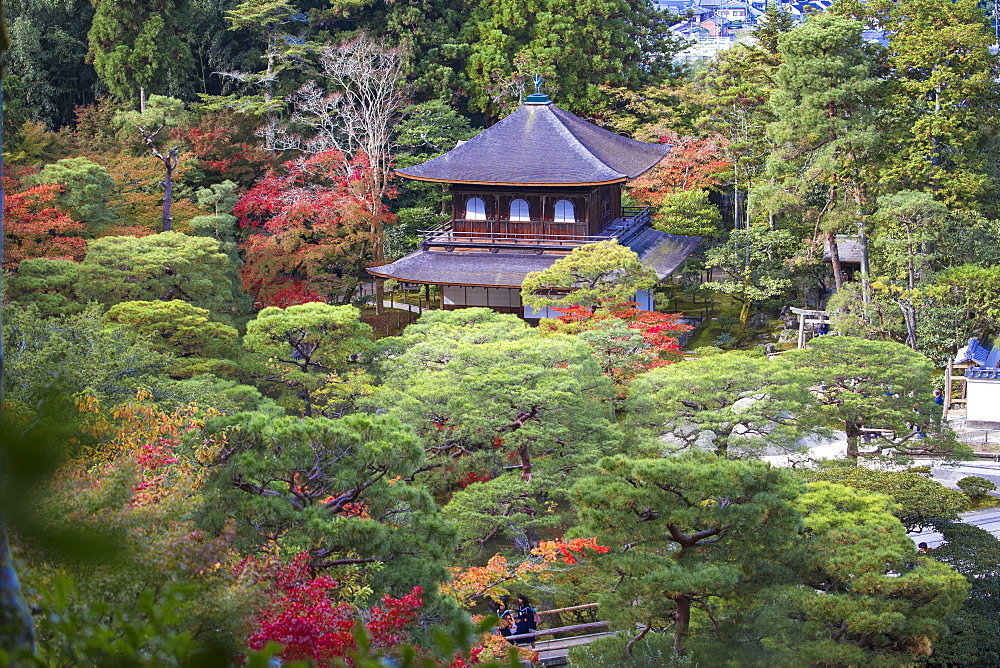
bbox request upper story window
[554,199,575,223]
[466,196,487,221]
[510,199,530,221]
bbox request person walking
[514,594,539,648]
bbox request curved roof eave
[393,172,629,187]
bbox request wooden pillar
[944,360,953,416]
[797,312,806,349]
[375,278,385,316]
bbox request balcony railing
[419,206,653,252]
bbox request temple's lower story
[368,225,701,318]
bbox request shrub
[568,632,692,667]
[957,476,997,500]
[713,332,738,348]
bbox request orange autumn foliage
[55,392,234,574]
[627,132,730,204]
[2,180,86,271]
[97,151,202,233]
[442,538,610,606]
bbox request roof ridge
[544,105,624,178]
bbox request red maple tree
[236,150,395,307]
[547,303,691,380]
[2,179,86,271]
[239,552,425,665]
[175,111,279,187]
[627,132,730,205]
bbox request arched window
[554,199,575,223]
[466,197,486,221]
[510,199,530,221]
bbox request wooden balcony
[419,206,653,253]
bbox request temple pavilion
[368,88,701,318]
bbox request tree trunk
[162,157,175,232]
[857,217,872,319]
[672,594,692,653]
[846,433,860,460]
[733,182,740,231]
[374,279,385,316]
[844,423,865,463]
[898,299,918,351]
[137,126,178,233]
[827,231,844,291]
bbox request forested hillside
[3,0,1000,665]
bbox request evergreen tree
[626,350,823,458]
[773,482,967,665]
[199,411,458,602]
[78,232,238,318]
[571,452,802,655]
[751,2,793,55]
[877,0,1000,210]
[462,0,680,121]
[764,13,881,290]
[87,0,196,103]
[5,0,98,129]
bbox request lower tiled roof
[367,231,701,287]
[967,367,1000,381]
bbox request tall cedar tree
[87,0,196,103]
[766,14,879,290]
[876,0,1000,209]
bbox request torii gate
[790,307,832,349]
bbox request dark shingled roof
[367,251,556,288]
[367,231,701,287]
[626,228,701,280]
[822,237,864,264]
[396,102,670,185]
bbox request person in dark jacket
[495,596,515,641]
[514,594,538,647]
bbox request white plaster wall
[967,379,1000,422]
[635,289,654,311]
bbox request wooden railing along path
[503,603,615,666]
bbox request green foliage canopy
[626,351,824,458]
[78,232,237,317]
[521,240,657,315]
[243,303,373,416]
[571,452,803,654]
[801,466,968,532]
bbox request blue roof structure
[967,368,1000,381]
[955,338,995,367]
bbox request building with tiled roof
[948,338,1000,426]
[369,88,700,318]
